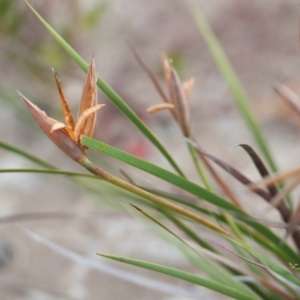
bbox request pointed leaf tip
[129,203,142,211]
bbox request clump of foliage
[2,1,300,299]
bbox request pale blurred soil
[1,0,300,299]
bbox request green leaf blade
[0,140,55,169]
[192,7,277,173]
[99,254,258,300]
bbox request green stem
[223,213,245,243]
[187,142,213,191]
[80,157,239,240]
[187,141,244,241]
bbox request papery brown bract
[77,58,98,139]
[18,58,105,162]
[169,67,191,137]
[18,93,86,163]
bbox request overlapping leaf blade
[99,254,258,300]
[82,136,298,261]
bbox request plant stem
[187,142,213,191]
[80,157,239,240]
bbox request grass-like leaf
[82,157,238,239]
[0,140,55,169]
[24,0,184,178]
[132,204,214,254]
[235,240,300,290]
[98,254,258,300]
[19,227,200,298]
[192,7,278,173]
[144,187,284,264]
[159,212,259,295]
[0,168,99,179]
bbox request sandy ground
[1,0,300,299]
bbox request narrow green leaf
[164,210,215,252]
[187,142,213,191]
[24,0,184,178]
[0,140,55,169]
[233,240,300,298]
[99,254,258,300]
[0,168,99,179]
[192,7,277,173]
[160,212,255,295]
[82,158,238,239]
[131,204,215,257]
[0,140,155,212]
[238,242,300,288]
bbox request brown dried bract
[18,58,105,162]
[132,48,194,137]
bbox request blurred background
[1,0,300,299]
